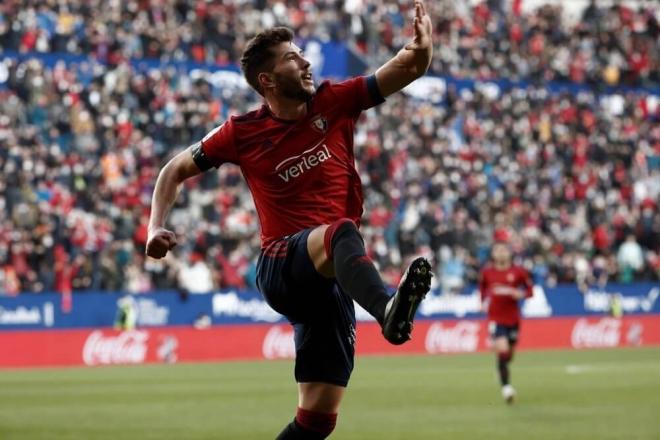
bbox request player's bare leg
[307,225,334,277]
[494,336,515,403]
[307,220,432,344]
[276,382,343,439]
[298,382,345,413]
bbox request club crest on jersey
[507,273,514,282]
[310,115,328,133]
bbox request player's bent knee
[299,382,345,413]
[296,407,337,438]
[323,218,358,259]
[494,337,509,352]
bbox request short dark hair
[240,27,294,96]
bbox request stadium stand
[0,0,658,295]
[1,0,657,85]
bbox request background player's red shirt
[200,76,381,248]
[479,265,533,326]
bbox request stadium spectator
[617,234,645,283]
[177,252,215,294]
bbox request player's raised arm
[374,0,433,98]
[146,145,205,259]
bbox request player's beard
[274,72,314,102]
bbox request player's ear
[258,72,275,93]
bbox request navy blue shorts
[488,322,519,345]
[256,228,356,387]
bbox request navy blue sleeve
[366,74,385,107]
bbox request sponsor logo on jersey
[275,139,332,182]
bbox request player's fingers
[152,248,166,259]
[156,230,177,249]
[147,235,173,258]
[411,16,423,41]
[416,15,425,34]
[146,241,165,259]
[418,0,426,17]
[414,1,423,18]
[415,2,424,21]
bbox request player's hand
[405,0,432,51]
[146,227,177,259]
[510,289,525,300]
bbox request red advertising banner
[1,316,659,368]
[355,316,660,355]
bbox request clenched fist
[146,227,177,259]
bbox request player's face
[492,243,512,265]
[270,42,315,101]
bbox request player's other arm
[146,145,205,259]
[510,268,534,300]
[479,271,489,313]
[374,0,433,98]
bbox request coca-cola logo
[571,318,621,349]
[262,325,295,359]
[425,321,480,353]
[83,330,149,366]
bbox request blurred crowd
[1,0,658,87]
[0,0,659,296]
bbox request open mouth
[302,72,313,83]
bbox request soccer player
[146,2,433,438]
[479,242,533,404]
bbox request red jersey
[200,76,383,248]
[479,265,533,326]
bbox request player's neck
[265,96,307,121]
[494,261,511,270]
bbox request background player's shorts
[256,228,356,387]
[488,321,519,345]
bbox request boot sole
[382,257,432,345]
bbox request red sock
[296,407,337,437]
[498,351,512,386]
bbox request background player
[146,1,433,438]
[479,242,533,404]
